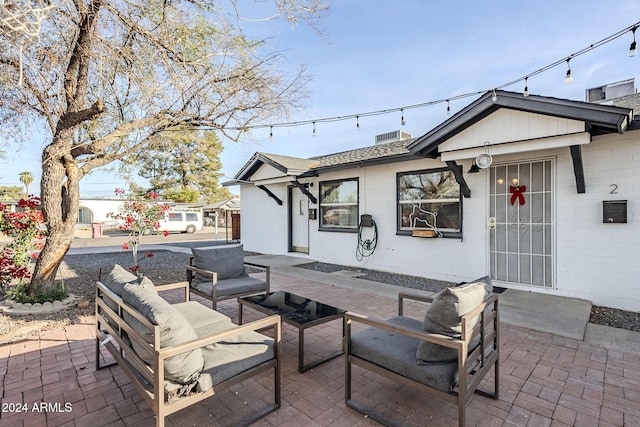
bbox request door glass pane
[508,254,519,282]
[496,224,506,252]
[531,162,543,192]
[519,254,531,284]
[532,256,544,285]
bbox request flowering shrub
[108,188,170,273]
[0,196,46,297]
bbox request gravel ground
[1,252,638,344]
[297,261,640,333]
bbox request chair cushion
[416,282,488,363]
[191,245,247,285]
[101,264,140,312]
[192,276,268,298]
[351,316,458,393]
[122,281,204,385]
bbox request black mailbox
[603,200,627,223]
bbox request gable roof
[408,90,634,157]
[234,152,316,182]
[234,138,420,182]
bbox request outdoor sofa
[345,277,499,427]
[95,264,281,427]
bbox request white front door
[488,159,554,288]
[290,186,309,253]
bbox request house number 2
[610,184,618,194]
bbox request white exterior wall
[304,160,489,283]
[237,129,640,311]
[240,183,290,254]
[78,199,125,224]
[552,130,640,311]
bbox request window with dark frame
[397,168,461,236]
[319,178,359,230]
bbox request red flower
[163,230,170,237]
[122,243,129,250]
[145,252,154,258]
[31,253,39,260]
[129,265,140,273]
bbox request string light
[564,58,573,84]
[491,89,497,102]
[356,115,360,130]
[446,100,450,115]
[523,77,529,97]
[269,126,273,141]
[214,21,638,134]
[400,109,406,126]
[630,26,638,57]
[312,121,316,136]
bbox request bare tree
[0,0,328,292]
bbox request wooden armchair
[186,244,270,310]
[345,282,499,427]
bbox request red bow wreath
[509,185,526,206]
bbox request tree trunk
[30,141,81,292]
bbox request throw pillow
[416,282,488,363]
[101,264,140,313]
[191,245,246,285]
[122,282,204,385]
[455,275,493,295]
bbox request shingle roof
[310,138,415,168]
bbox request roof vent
[375,130,412,145]
[586,78,636,102]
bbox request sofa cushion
[192,276,268,298]
[191,245,247,285]
[122,282,204,385]
[197,327,275,389]
[172,301,233,331]
[101,264,140,313]
[351,316,458,393]
[416,282,488,363]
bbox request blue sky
[4,1,639,197]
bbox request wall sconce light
[468,161,481,173]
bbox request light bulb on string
[269,126,273,141]
[630,26,637,57]
[523,77,529,97]
[356,115,360,130]
[313,121,316,137]
[564,58,573,84]
[400,109,406,126]
[446,100,450,115]
[491,89,497,102]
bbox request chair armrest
[158,314,281,359]
[244,262,270,291]
[155,281,190,301]
[155,281,189,292]
[243,261,269,271]
[345,312,462,351]
[186,265,218,285]
[398,292,435,316]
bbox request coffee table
[238,291,346,373]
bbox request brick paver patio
[1,272,639,426]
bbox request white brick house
[231,89,640,311]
